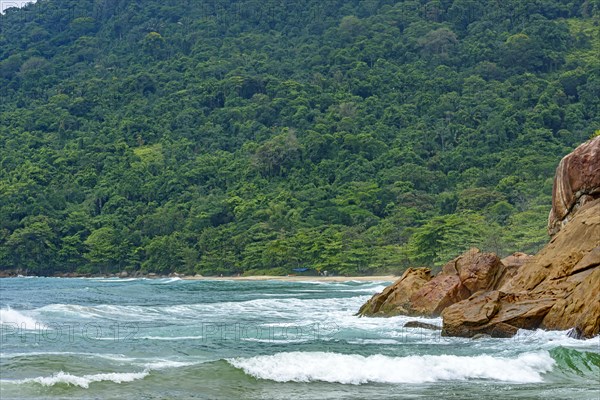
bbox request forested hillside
[1,0,599,276]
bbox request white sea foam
[228,351,555,384]
[34,296,370,320]
[241,337,310,344]
[95,278,139,283]
[1,371,149,388]
[135,335,204,341]
[347,338,400,345]
[0,307,43,330]
[142,360,197,369]
[151,277,182,284]
[513,328,600,350]
[336,285,388,293]
[0,351,137,362]
[303,280,392,286]
[30,296,449,344]
[1,358,198,388]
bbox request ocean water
[0,278,598,399]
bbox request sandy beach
[181,275,398,282]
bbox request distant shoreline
[182,275,398,282]
[0,273,397,282]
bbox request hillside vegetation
[1,0,599,276]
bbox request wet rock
[403,321,441,330]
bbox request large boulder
[541,267,600,337]
[358,249,505,317]
[408,248,503,315]
[409,274,470,315]
[548,136,600,236]
[357,267,432,316]
[456,250,505,293]
[442,291,557,338]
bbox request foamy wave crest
[134,335,204,341]
[142,360,197,369]
[94,278,139,282]
[35,296,371,321]
[1,359,197,388]
[151,277,182,284]
[513,328,600,350]
[336,285,388,293]
[0,307,42,330]
[2,371,148,388]
[228,351,555,384]
[304,280,392,286]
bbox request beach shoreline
[0,273,398,282]
[181,275,398,282]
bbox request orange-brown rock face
[409,274,471,315]
[442,138,600,339]
[358,249,504,317]
[497,252,533,287]
[548,136,600,236]
[357,267,432,316]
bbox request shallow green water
[1,277,598,399]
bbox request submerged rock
[403,321,441,330]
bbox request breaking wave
[228,351,556,384]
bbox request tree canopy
[1,0,599,276]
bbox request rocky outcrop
[443,199,600,338]
[357,267,432,316]
[548,136,600,236]
[358,249,505,317]
[359,138,600,338]
[442,138,600,339]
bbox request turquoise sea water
[0,277,598,399]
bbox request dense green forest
[0,0,599,276]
